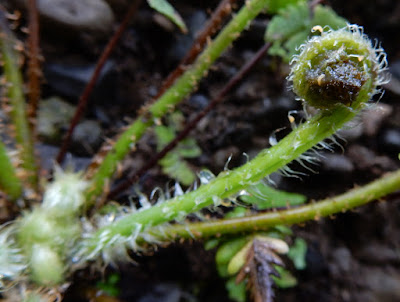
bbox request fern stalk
[85,0,270,204]
[80,78,373,259]
[0,22,38,190]
[0,141,23,200]
[150,168,400,240]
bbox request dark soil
[2,0,400,301]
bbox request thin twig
[55,0,142,164]
[150,169,400,240]
[154,0,236,99]
[108,42,271,198]
[26,0,41,132]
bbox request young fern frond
[76,24,388,264]
[84,0,271,205]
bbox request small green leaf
[216,237,250,278]
[147,0,188,33]
[227,241,253,275]
[154,125,175,148]
[159,153,196,185]
[266,3,309,41]
[154,112,201,185]
[265,0,306,14]
[96,273,121,297]
[265,3,347,62]
[240,182,306,210]
[226,277,247,302]
[272,266,297,288]
[204,238,220,250]
[311,5,347,30]
[288,238,307,270]
[177,138,202,158]
[225,207,248,219]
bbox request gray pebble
[71,120,102,155]
[320,153,354,174]
[379,128,400,155]
[37,96,75,143]
[14,0,115,36]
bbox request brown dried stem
[26,0,41,131]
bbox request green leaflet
[147,0,187,33]
[265,3,347,62]
[239,182,307,210]
[265,0,307,14]
[287,238,307,270]
[226,277,247,302]
[154,112,201,185]
[272,266,298,288]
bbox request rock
[355,241,400,264]
[378,128,400,156]
[320,153,354,175]
[337,122,363,142]
[329,247,353,277]
[137,283,189,302]
[14,0,115,36]
[188,94,209,110]
[303,242,327,277]
[37,96,75,143]
[36,143,91,173]
[212,146,240,169]
[358,267,400,302]
[167,11,207,64]
[362,103,392,136]
[347,144,398,174]
[44,60,117,102]
[71,120,102,156]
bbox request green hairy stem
[0,24,38,190]
[81,78,373,259]
[85,0,270,204]
[152,168,400,240]
[0,141,22,199]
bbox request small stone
[36,143,91,173]
[189,94,209,110]
[360,267,400,301]
[355,241,400,264]
[362,103,392,136]
[320,153,354,174]
[44,60,116,102]
[71,120,102,156]
[337,122,363,142]
[347,144,398,173]
[37,97,75,143]
[167,11,207,64]
[212,146,240,169]
[379,128,400,156]
[15,0,115,36]
[329,247,353,277]
[138,283,185,302]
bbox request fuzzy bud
[30,244,64,285]
[290,24,387,109]
[42,167,89,217]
